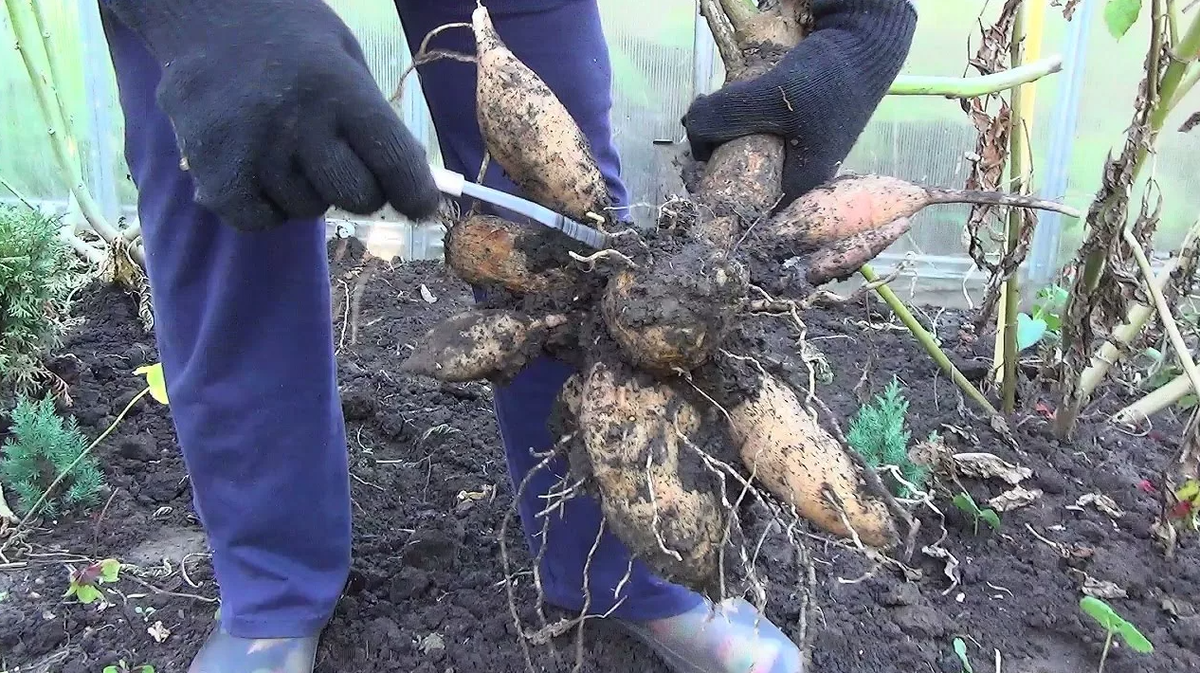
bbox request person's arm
[682,0,918,204]
[99,0,439,231]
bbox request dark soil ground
[1,239,1197,673]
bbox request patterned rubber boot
[615,598,803,673]
[187,629,319,673]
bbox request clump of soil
[1,239,1197,673]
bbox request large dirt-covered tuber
[725,371,898,548]
[400,309,566,384]
[445,213,582,294]
[577,358,728,591]
[472,4,611,223]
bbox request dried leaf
[1181,111,1200,133]
[921,544,961,594]
[989,486,1043,512]
[1074,492,1125,518]
[1072,570,1129,599]
[1055,0,1082,19]
[148,620,171,643]
[953,452,1032,485]
[420,284,438,304]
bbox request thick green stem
[29,0,79,175]
[1000,3,1030,414]
[860,264,998,415]
[888,56,1063,97]
[4,0,136,264]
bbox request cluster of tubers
[400,2,1076,595]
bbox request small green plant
[1017,284,1069,351]
[951,491,1001,534]
[66,558,121,605]
[0,393,104,518]
[102,660,154,673]
[0,204,77,393]
[847,377,925,497]
[952,637,974,673]
[1079,596,1153,672]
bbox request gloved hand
[102,0,441,231]
[682,0,918,207]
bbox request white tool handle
[429,165,465,197]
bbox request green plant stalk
[1078,216,1200,400]
[888,56,1063,97]
[860,264,998,415]
[29,0,81,177]
[1171,64,1199,109]
[6,387,149,532]
[1098,629,1114,673]
[1000,2,1030,414]
[4,0,127,253]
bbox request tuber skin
[805,216,913,285]
[400,309,567,384]
[765,173,1082,254]
[601,240,750,373]
[444,213,582,294]
[471,4,611,223]
[577,358,727,592]
[723,370,898,548]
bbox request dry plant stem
[1122,227,1200,398]
[1079,216,1200,400]
[1113,370,1194,424]
[6,0,131,262]
[860,264,997,415]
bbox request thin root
[569,249,638,272]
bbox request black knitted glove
[682,0,917,206]
[101,0,440,231]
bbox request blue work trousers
[99,0,699,639]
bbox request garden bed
[1,239,1197,673]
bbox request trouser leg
[99,8,351,638]
[394,0,701,621]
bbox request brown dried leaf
[1181,111,1200,133]
[1073,492,1125,518]
[1071,570,1128,599]
[989,485,1043,512]
[921,544,961,594]
[1054,0,1081,20]
[952,452,1032,485]
[1054,32,1165,425]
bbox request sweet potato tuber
[725,371,898,548]
[601,240,749,372]
[805,217,913,286]
[400,309,566,383]
[444,213,581,294]
[577,358,727,591]
[765,174,1082,254]
[472,4,611,223]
